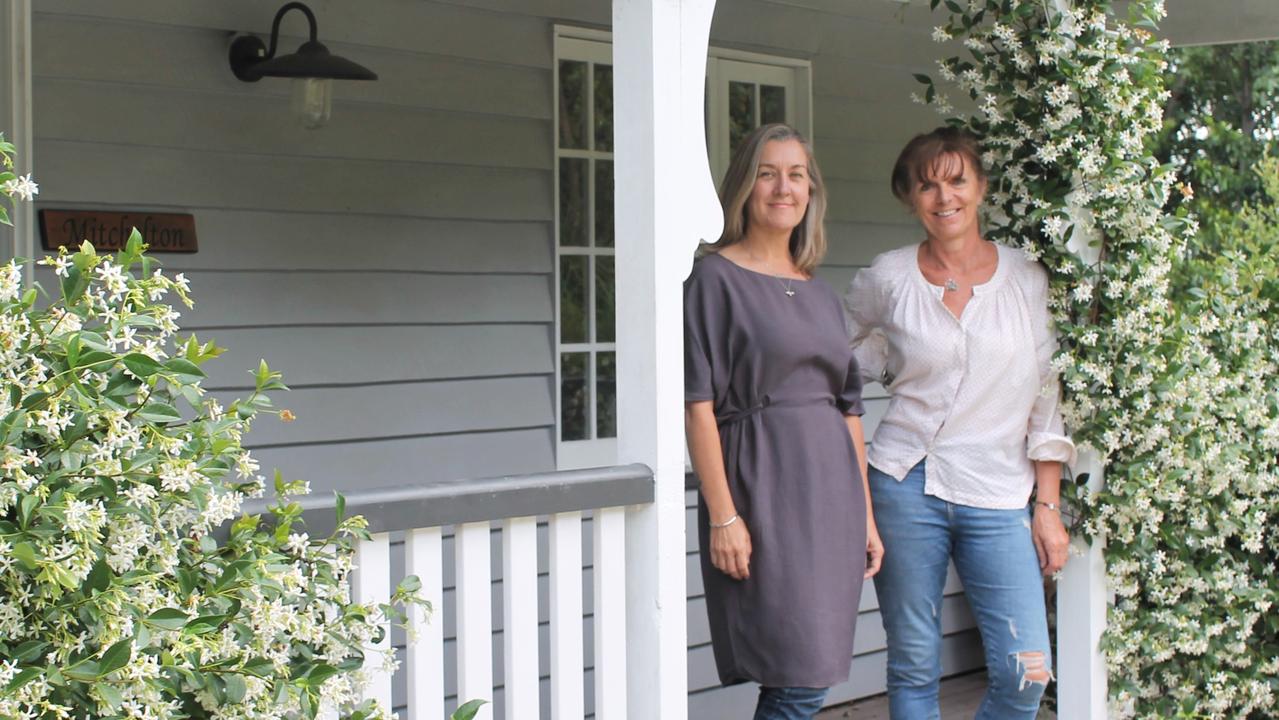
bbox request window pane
[562,352,589,441]
[596,352,616,439]
[594,64,613,151]
[729,81,756,155]
[761,85,786,125]
[559,158,588,247]
[560,255,588,343]
[594,160,614,248]
[558,60,587,149]
[595,255,614,343]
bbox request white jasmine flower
[2,173,38,201]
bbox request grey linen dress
[684,252,868,689]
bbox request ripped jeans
[870,461,1052,720]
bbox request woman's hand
[864,521,884,579]
[1032,505,1069,576]
[709,518,752,581]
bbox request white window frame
[553,26,812,470]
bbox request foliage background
[1154,39,1278,251]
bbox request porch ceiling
[743,0,1279,46]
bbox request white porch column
[614,0,722,717]
[0,0,33,274]
[1054,0,1109,710]
[1058,450,1109,719]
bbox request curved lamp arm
[265,2,318,60]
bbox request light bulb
[291,77,332,129]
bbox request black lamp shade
[228,3,377,83]
[243,39,377,81]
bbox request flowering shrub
[0,140,436,719]
[916,0,1278,717]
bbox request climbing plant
[916,1,1278,716]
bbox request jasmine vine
[0,137,425,719]
[915,0,1278,716]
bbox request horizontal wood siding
[31,1,559,501]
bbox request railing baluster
[224,465,655,720]
[406,527,444,720]
[353,533,393,711]
[550,511,584,719]
[502,516,539,719]
[456,521,494,720]
[593,506,627,719]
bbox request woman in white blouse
[845,127,1075,720]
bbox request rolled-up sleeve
[1024,265,1077,466]
[844,264,890,385]
[684,269,717,403]
[837,353,866,417]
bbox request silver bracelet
[709,514,739,530]
[1035,501,1060,512]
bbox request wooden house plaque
[39,210,198,253]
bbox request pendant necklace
[944,278,959,292]
[778,276,796,297]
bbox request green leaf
[215,558,252,590]
[144,608,189,631]
[912,73,932,85]
[199,534,218,555]
[241,657,275,677]
[183,613,228,635]
[20,391,49,410]
[85,559,113,594]
[121,353,163,378]
[224,673,247,703]
[163,357,206,380]
[63,660,102,682]
[94,681,124,710]
[302,663,339,688]
[125,227,144,256]
[136,403,181,423]
[17,492,40,528]
[11,540,38,569]
[6,667,42,692]
[12,641,49,663]
[398,575,422,594]
[451,700,488,720]
[98,639,132,676]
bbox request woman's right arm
[686,400,752,581]
[844,262,890,384]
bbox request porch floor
[817,672,1059,719]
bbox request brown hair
[890,126,986,204]
[710,123,828,274]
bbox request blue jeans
[753,686,828,720]
[870,461,1051,720]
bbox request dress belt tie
[716,395,836,426]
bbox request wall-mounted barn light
[228,2,377,129]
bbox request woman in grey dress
[684,123,884,719]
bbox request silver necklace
[944,278,959,292]
[777,276,796,297]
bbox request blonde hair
[709,123,827,274]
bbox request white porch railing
[240,464,654,720]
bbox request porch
[2,1,1277,719]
